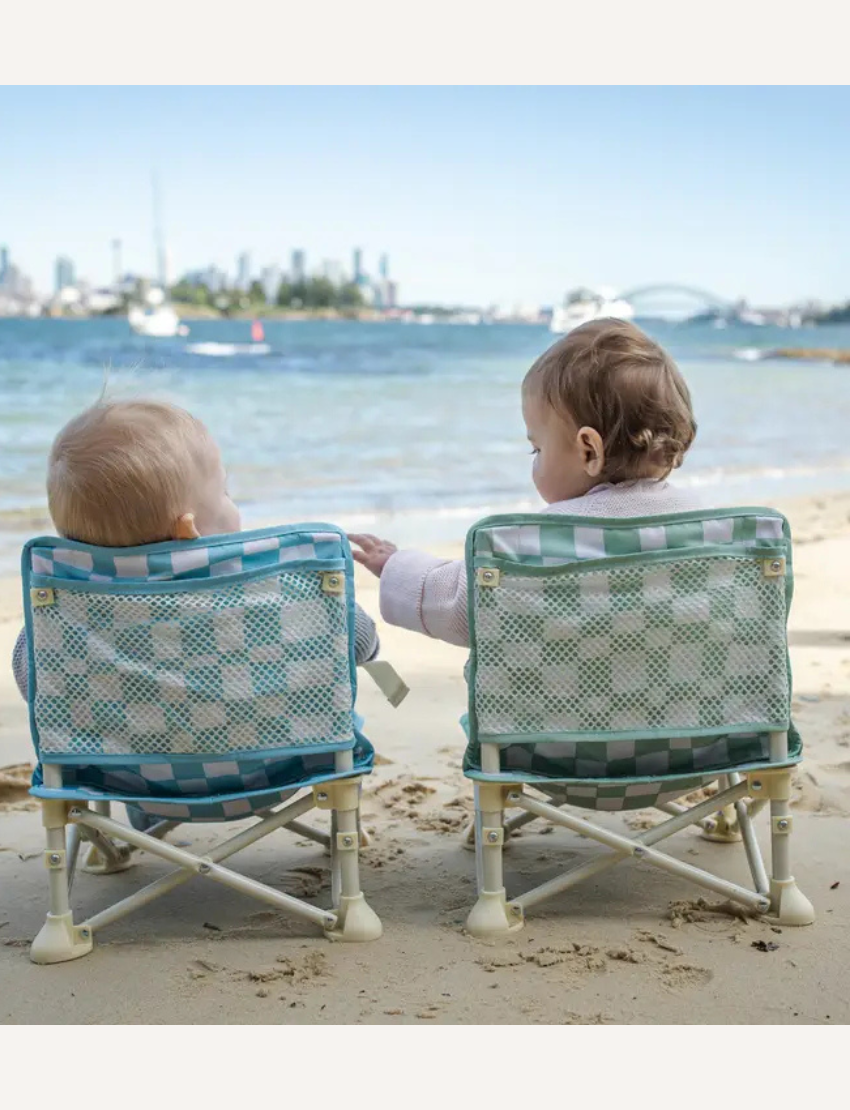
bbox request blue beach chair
[461,507,815,937]
[21,524,406,963]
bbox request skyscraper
[0,245,9,284]
[111,240,122,289]
[55,256,75,293]
[260,265,282,304]
[291,249,306,285]
[379,253,389,280]
[237,251,251,291]
[352,247,363,284]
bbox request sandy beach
[2,492,849,1025]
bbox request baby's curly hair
[524,318,697,481]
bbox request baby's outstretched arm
[349,534,469,648]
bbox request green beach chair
[462,507,815,937]
[21,524,405,963]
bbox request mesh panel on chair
[31,569,354,759]
[473,554,789,739]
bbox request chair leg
[701,776,743,842]
[325,780,382,942]
[466,781,522,939]
[330,811,342,907]
[462,805,536,851]
[82,801,133,874]
[767,769,815,925]
[30,799,93,964]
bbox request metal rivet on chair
[777,819,789,830]
[483,571,494,582]
[317,792,328,802]
[198,862,211,874]
[49,853,61,865]
[79,929,90,938]
[770,560,782,573]
[342,835,354,847]
[487,831,499,843]
[37,589,49,600]
[751,781,762,791]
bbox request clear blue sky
[2,86,848,307]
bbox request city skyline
[2,87,850,305]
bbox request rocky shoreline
[768,348,850,363]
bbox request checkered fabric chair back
[464,508,798,786]
[22,525,359,766]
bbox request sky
[1,85,849,307]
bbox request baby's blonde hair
[48,399,215,547]
[524,318,697,481]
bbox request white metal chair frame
[32,749,382,964]
[466,731,814,938]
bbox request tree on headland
[171,274,367,314]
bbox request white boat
[550,288,634,334]
[185,341,270,357]
[128,302,189,338]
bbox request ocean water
[1,316,849,567]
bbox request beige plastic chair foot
[324,893,383,942]
[768,877,815,926]
[30,912,93,964]
[700,809,742,843]
[82,843,134,874]
[465,889,523,939]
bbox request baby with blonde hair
[13,399,380,824]
[45,398,241,547]
[351,319,702,645]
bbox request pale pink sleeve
[379,549,469,647]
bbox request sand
[1,493,849,1025]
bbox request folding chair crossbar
[507,781,768,914]
[68,792,330,933]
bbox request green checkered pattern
[464,508,801,785]
[30,570,354,760]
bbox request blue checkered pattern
[23,524,374,818]
[28,528,346,584]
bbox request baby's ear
[577,427,605,478]
[173,513,201,541]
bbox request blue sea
[1,316,849,569]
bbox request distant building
[0,245,8,283]
[260,264,282,304]
[321,259,344,285]
[352,247,364,285]
[237,251,251,291]
[55,256,75,294]
[111,240,122,288]
[385,280,398,309]
[180,266,227,293]
[379,253,389,281]
[291,250,306,285]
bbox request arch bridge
[617,284,735,315]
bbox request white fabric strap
[361,661,409,708]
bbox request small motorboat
[185,321,270,358]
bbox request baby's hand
[348,534,398,577]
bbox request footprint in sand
[659,964,714,990]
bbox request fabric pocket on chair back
[23,527,357,763]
